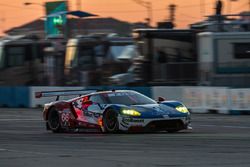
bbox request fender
[160,101,185,108]
[102,104,127,115]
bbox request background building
[5,17,135,38]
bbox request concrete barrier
[152,86,183,102]
[153,86,231,114]
[1,86,250,115]
[182,87,208,113]
[204,87,230,114]
[0,87,29,107]
[230,89,250,115]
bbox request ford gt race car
[36,89,191,133]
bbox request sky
[0,0,249,35]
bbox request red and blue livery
[36,89,191,133]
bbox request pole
[227,0,231,14]
[76,0,82,35]
[200,0,205,17]
[169,4,176,23]
[77,0,81,11]
[66,0,70,39]
[132,0,152,26]
[249,0,250,11]
[0,12,5,33]
[147,2,152,27]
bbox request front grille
[146,119,185,131]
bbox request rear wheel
[103,109,119,133]
[47,108,62,133]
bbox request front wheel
[103,109,119,133]
[47,108,62,133]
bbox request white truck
[198,32,250,87]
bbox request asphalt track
[0,108,250,167]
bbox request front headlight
[176,106,189,113]
[121,109,141,116]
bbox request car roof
[67,90,138,102]
[88,89,136,96]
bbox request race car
[36,89,191,133]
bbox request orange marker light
[98,118,103,126]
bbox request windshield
[108,45,137,61]
[103,91,156,105]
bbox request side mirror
[158,96,166,103]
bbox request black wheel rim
[49,111,59,129]
[105,110,117,130]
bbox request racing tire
[103,109,119,133]
[47,108,62,133]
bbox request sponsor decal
[94,113,101,118]
[63,108,71,113]
[61,113,70,122]
[83,110,100,118]
[152,108,165,115]
[122,117,144,123]
[121,119,129,125]
[72,99,83,110]
[154,107,161,112]
[83,110,93,117]
[120,122,129,128]
[163,114,169,118]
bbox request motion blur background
[1,2,250,167]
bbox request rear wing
[35,89,97,101]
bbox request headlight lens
[176,106,189,113]
[121,109,141,116]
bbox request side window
[6,46,25,67]
[78,47,94,65]
[234,43,250,59]
[24,44,32,61]
[89,95,104,104]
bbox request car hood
[130,104,187,118]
